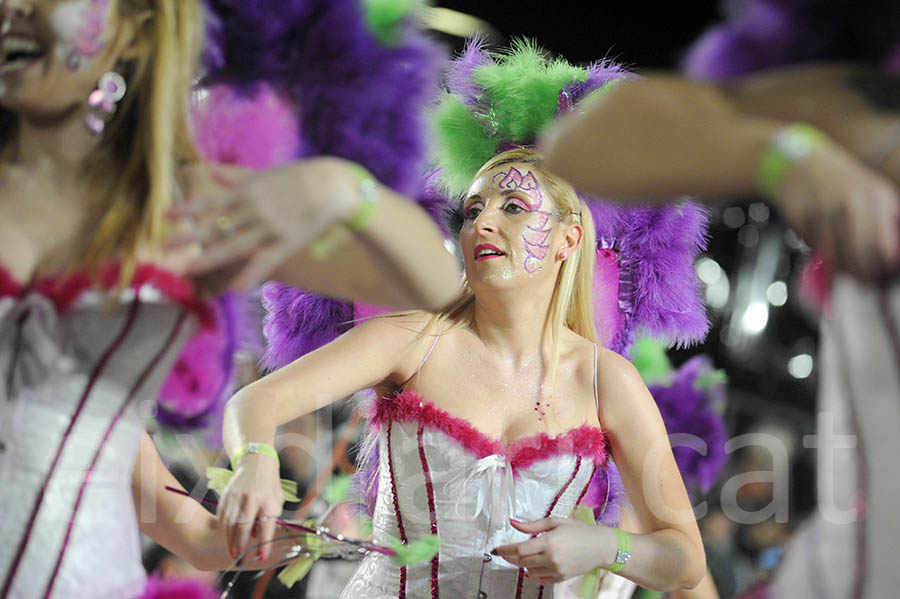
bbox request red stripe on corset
[521,456,582,599]
[1,299,142,599]
[43,310,188,597]
[387,421,408,599]
[417,422,440,599]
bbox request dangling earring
[85,71,126,136]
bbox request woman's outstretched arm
[219,313,431,561]
[175,159,462,309]
[540,70,900,280]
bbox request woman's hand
[492,517,617,585]
[774,143,900,281]
[216,455,284,562]
[170,158,360,290]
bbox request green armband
[345,164,380,231]
[757,123,828,198]
[231,442,279,470]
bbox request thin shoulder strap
[593,343,600,415]
[398,326,443,390]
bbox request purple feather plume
[649,356,728,493]
[260,283,354,371]
[683,0,900,78]
[446,37,493,106]
[578,461,627,527]
[587,199,710,356]
[203,0,442,196]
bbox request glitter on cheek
[52,0,110,71]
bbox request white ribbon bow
[0,294,68,403]
[445,453,516,521]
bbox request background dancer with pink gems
[221,41,720,598]
[0,0,459,596]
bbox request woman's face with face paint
[0,0,134,117]
[460,161,572,292]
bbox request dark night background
[435,0,724,69]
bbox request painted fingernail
[257,549,264,562]
[510,518,522,524]
[235,557,243,567]
[490,549,498,556]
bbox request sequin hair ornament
[435,38,709,356]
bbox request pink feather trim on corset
[593,248,624,349]
[193,84,300,169]
[139,575,219,599]
[0,262,212,325]
[371,390,608,470]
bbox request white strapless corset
[0,265,200,599]
[341,391,616,599]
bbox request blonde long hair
[427,148,598,393]
[1,0,203,281]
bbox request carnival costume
[0,1,442,597]
[0,265,207,598]
[263,40,725,598]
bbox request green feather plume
[362,0,424,45]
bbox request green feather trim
[631,336,674,385]
[322,473,352,506]
[205,467,300,503]
[387,534,441,565]
[432,93,501,197]
[473,40,586,142]
[694,369,728,391]
[362,0,423,45]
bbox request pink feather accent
[139,575,219,599]
[157,302,229,420]
[193,84,300,169]
[353,302,393,321]
[593,249,624,349]
[372,390,608,470]
[796,252,833,317]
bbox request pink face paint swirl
[65,0,109,70]
[493,167,552,273]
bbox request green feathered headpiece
[432,38,630,197]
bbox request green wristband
[606,527,632,573]
[757,123,828,199]
[231,442,279,470]
[345,164,380,231]
[308,164,380,260]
